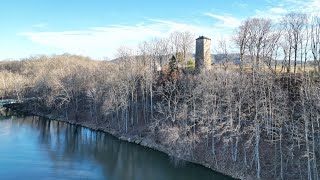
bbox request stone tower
[195,36,211,72]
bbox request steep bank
[4,103,242,180]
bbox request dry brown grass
[211,64,317,74]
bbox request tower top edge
[196,36,211,40]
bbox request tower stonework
[195,36,211,72]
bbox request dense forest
[2,13,320,179]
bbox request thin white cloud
[19,20,225,59]
[256,0,320,21]
[242,0,319,28]
[309,0,320,15]
[284,0,320,14]
[269,7,287,14]
[32,23,48,28]
[205,13,242,28]
[255,9,284,22]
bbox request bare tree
[216,38,230,70]
[311,16,320,72]
[180,31,195,68]
[234,20,250,70]
[282,13,308,74]
[235,18,273,73]
[169,31,194,67]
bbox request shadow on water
[0,112,234,180]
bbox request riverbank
[4,103,244,180]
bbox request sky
[0,0,320,60]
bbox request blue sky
[1,0,319,60]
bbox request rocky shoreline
[4,103,244,180]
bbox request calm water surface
[0,110,233,180]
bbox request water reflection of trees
[12,116,230,180]
[0,108,17,120]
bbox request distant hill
[110,53,314,67]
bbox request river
[0,109,233,180]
